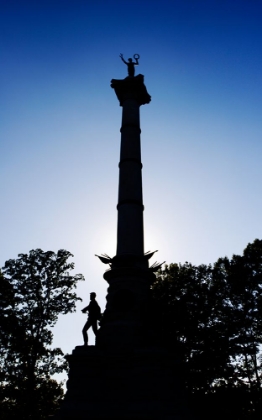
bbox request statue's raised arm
[119,53,128,65]
[120,53,140,77]
[133,54,139,65]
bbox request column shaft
[116,98,144,256]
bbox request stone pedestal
[97,266,155,351]
[55,345,193,420]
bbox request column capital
[111,74,151,106]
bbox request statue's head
[128,58,132,62]
[90,292,96,299]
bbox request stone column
[54,73,196,420]
[95,75,153,350]
[111,74,151,261]
[117,97,144,256]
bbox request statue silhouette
[82,292,101,346]
[120,53,139,77]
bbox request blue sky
[1,0,262,360]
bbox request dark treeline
[0,249,84,420]
[151,239,262,419]
[1,242,262,419]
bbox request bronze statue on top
[111,53,151,106]
[120,53,140,77]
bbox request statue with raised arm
[111,53,151,105]
[120,53,140,77]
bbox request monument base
[55,345,195,420]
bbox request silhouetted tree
[0,249,84,420]
[152,239,262,419]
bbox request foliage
[152,239,262,419]
[0,249,84,420]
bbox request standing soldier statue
[81,292,101,346]
[119,53,140,77]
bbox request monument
[55,55,194,420]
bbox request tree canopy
[0,249,84,420]
[151,239,262,419]
[1,241,262,419]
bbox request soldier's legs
[82,319,92,345]
[92,320,98,336]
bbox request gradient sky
[1,0,262,370]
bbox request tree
[0,249,84,420]
[151,239,262,419]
